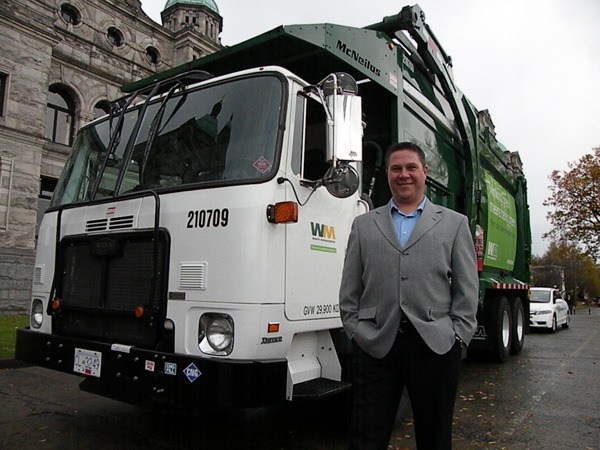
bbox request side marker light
[266,202,298,223]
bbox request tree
[532,240,600,299]
[544,147,600,260]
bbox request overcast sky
[141,0,600,257]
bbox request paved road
[1,310,599,449]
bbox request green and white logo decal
[483,171,517,271]
[310,222,337,253]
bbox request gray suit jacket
[339,199,479,358]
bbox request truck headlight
[199,313,234,356]
[31,298,43,329]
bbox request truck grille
[54,230,169,348]
[85,215,134,232]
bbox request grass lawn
[0,315,29,359]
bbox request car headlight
[199,313,234,356]
[31,298,44,329]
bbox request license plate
[73,348,102,377]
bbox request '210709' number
[187,208,229,228]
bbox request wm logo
[311,222,336,240]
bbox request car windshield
[51,74,284,207]
[530,290,551,303]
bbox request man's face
[387,149,428,206]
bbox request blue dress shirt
[389,197,427,248]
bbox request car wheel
[550,315,557,333]
[490,296,512,362]
[510,297,525,355]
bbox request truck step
[293,378,351,400]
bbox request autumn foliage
[544,147,600,260]
[532,241,600,298]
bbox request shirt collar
[389,196,427,216]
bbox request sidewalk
[572,304,600,315]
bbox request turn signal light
[267,322,280,333]
[266,202,298,223]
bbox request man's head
[385,142,428,208]
[384,142,426,169]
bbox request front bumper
[16,328,287,411]
[529,314,552,328]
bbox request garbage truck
[16,5,531,411]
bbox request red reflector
[267,202,298,223]
[134,305,145,318]
[475,224,484,272]
[267,323,280,333]
[51,299,61,310]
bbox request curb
[0,359,32,369]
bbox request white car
[529,287,570,332]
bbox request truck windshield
[51,75,284,207]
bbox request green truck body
[127,5,531,360]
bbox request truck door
[284,93,360,322]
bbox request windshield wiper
[89,92,143,200]
[140,81,187,178]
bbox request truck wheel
[510,297,525,355]
[491,296,512,362]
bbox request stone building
[0,0,223,312]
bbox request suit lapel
[404,200,442,249]
[373,206,402,251]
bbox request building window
[60,3,81,26]
[45,85,76,146]
[0,73,6,116]
[0,157,13,231]
[107,27,124,47]
[146,46,160,65]
[93,100,110,120]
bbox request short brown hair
[384,142,427,169]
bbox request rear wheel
[491,296,512,362]
[510,297,525,355]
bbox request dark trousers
[348,324,462,450]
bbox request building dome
[164,0,219,14]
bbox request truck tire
[491,296,512,362]
[510,297,525,355]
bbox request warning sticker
[164,362,177,376]
[183,363,202,383]
[253,157,272,173]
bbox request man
[339,142,479,449]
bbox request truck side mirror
[319,73,363,163]
[322,163,359,198]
